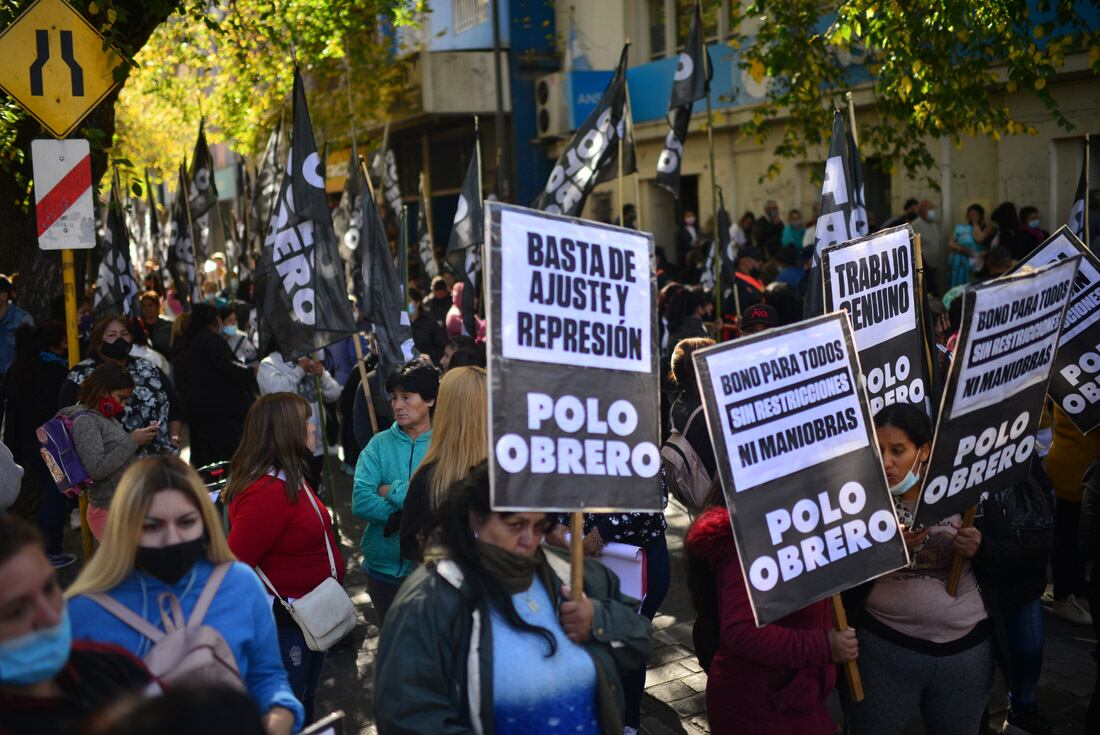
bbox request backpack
[85,563,245,691]
[36,411,95,498]
[661,405,711,513]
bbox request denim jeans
[998,598,1045,713]
[622,534,672,728]
[276,620,326,724]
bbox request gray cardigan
[60,405,138,509]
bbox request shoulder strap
[302,487,338,578]
[189,563,232,627]
[683,405,704,434]
[84,593,165,642]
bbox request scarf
[476,540,544,595]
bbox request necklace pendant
[527,598,540,613]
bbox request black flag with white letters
[187,120,219,219]
[417,172,439,279]
[532,44,632,217]
[804,110,868,317]
[447,138,484,338]
[332,140,363,295]
[166,164,199,308]
[359,167,416,380]
[250,119,282,257]
[655,3,710,196]
[255,69,356,360]
[1070,142,1089,245]
[94,178,142,319]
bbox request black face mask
[99,338,132,361]
[135,537,206,585]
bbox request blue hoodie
[68,559,304,731]
[353,420,432,580]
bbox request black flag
[447,137,483,338]
[256,69,356,360]
[532,44,632,216]
[94,178,141,319]
[188,120,219,219]
[656,2,710,196]
[144,169,161,264]
[332,141,363,295]
[359,170,415,380]
[250,119,282,257]
[417,172,439,278]
[1070,141,1089,245]
[166,164,199,308]
[804,110,868,316]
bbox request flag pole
[702,16,721,324]
[845,91,860,148]
[1087,134,1091,247]
[313,373,340,535]
[618,44,628,227]
[625,81,642,231]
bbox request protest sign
[1009,226,1100,433]
[915,257,1080,527]
[693,313,908,625]
[487,202,662,511]
[822,224,930,416]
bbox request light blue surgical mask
[222,324,239,338]
[889,454,923,496]
[1028,218,1040,229]
[0,605,72,686]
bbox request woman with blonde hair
[224,393,345,724]
[399,366,487,562]
[66,455,304,735]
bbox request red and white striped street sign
[30,138,95,250]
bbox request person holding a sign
[685,497,857,734]
[846,404,994,735]
[374,464,652,735]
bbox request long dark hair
[224,393,312,504]
[873,402,933,447]
[433,463,557,656]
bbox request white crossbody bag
[255,489,357,652]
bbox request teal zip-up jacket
[352,421,432,579]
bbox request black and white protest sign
[693,313,907,625]
[256,68,356,360]
[250,120,283,256]
[532,45,632,217]
[804,110,868,317]
[915,257,1079,527]
[1009,226,1100,433]
[823,224,929,415]
[487,202,662,511]
[187,120,219,220]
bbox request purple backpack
[37,411,95,498]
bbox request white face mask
[889,453,923,496]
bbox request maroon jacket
[685,506,838,735]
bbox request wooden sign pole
[946,505,978,596]
[569,512,585,601]
[831,594,864,701]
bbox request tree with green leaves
[733,0,1100,182]
[0,0,416,319]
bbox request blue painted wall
[427,0,511,51]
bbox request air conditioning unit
[535,72,570,139]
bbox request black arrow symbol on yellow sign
[29,28,85,98]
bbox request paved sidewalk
[314,473,1095,734]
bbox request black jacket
[175,329,256,422]
[412,314,446,365]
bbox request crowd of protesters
[0,190,1098,735]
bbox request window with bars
[453,0,489,34]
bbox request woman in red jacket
[685,492,857,734]
[224,393,345,725]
